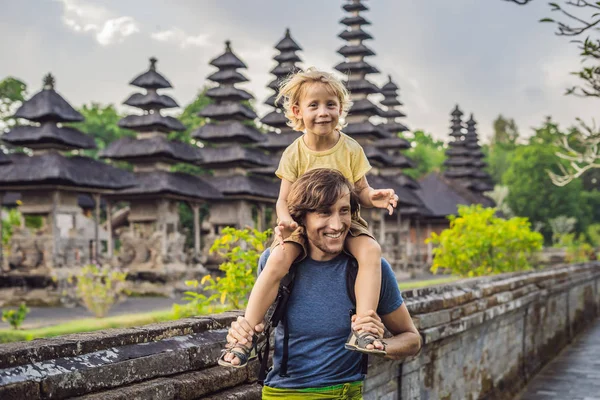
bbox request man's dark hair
[287,168,359,225]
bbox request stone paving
[517,317,600,400]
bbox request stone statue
[8,228,43,271]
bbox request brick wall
[0,262,598,399]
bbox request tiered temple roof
[100,58,221,201]
[336,0,388,141]
[464,114,494,193]
[0,74,134,191]
[194,41,278,200]
[379,75,410,135]
[254,29,303,177]
[443,105,477,182]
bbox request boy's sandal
[217,335,261,368]
[344,330,387,356]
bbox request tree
[487,115,520,183]
[504,143,589,241]
[507,0,600,185]
[69,103,135,159]
[492,114,519,145]
[172,86,212,144]
[0,77,27,132]
[401,130,446,179]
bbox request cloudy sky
[0,0,594,142]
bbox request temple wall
[1,262,597,399]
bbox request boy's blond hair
[275,68,352,132]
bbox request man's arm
[380,304,422,361]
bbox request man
[225,168,421,399]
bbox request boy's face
[304,187,351,261]
[292,82,342,137]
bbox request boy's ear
[291,104,301,118]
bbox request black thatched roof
[198,145,273,169]
[198,103,257,121]
[260,110,288,127]
[416,172,473,217]
[340,15,370,26]
[335,61,378,75]
[346,79,380,95]
[206,87,253,102]
[381,78,399,92]
[349,98,382,117]
[2,192,106,210]
[344,122,389,139]
[271,64,299,77]
[14,74,84,124]
[368,174,423,208]
[207,174,279,199]
[445,145,470,157]
[118,113,185,133]
[248,165,277,178]
[274,52,302,64]
[397,174,420,189]
[364,146,393,167]
[123,92,179,110]
[0,152,10,165]
[372,136,411,149]
[338,44,376,57]
[191,121,266,144]
[3,124,97,151]
[380,97,402,107]
[207,69,249,85]
[263,94,283,109]
[343,2,368,12]
[381,121,410,133]
[443,156,472,167]
[0,152,135,190]
[255,131,302,150]
[275,28,302,52]
[444,167,477,179]
[129,58,173,89]
[267,77,286,90]
[210,41,247,69]
[380,109,406,119]
[114,171,223,200]
[99,135,201,163]
[338,28,373,42]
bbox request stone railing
[0,262,598,399]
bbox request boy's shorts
[270,211,375,263]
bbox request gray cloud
[0,0,592,142]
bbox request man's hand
[274,220,299,248]
[369,189,399,215]
[352,310,385,351]
[226,316,264,347]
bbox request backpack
[257,256,369,385]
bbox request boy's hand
[274,220,299,248]
[369,189,399,215]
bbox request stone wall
[0,262,598,400]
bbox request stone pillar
[0,192,3,270]
[52,191,59,268]
[426,222,433,263]
[93,194,101,263]
[415,218,421,263]
[379,211,386,246]
[192,203,200,259]
[106,199,113,258]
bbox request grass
[398,276,463,290]
[0,309,176,344]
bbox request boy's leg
[223,232,305,366]
[346,234,382,350]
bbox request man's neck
[307,246,342,262]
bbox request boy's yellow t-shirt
[275,132,371,184]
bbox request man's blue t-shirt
[258,249,404,389]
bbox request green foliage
[492,115,519,146]
[1,303,30,330]
[401,130,445,179]
[0,77,27,130]
[69,103,136,159]
[504,143,587,241]
[557,233,595,263]
[587,223,600,249]
[548,215,577,245]
[172,227,271,317]
[428,205,543,277]
[2,208,22,245]
[72,264,128,318]
[172,86,212,144]
[24,215,43,229]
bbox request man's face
[304,187,351,261]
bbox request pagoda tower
[0,74,135,271]
[443,105,474,183]
[193,41,279,238]
[335,0,388,143]
[254,28,303,177]
[379,75,409,135]
[100,58,222,269]
[464,114,494,193]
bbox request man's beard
[311,228,348,255]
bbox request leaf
[539,18,554,23]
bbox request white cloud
[150,28,210,48]
[56,0,139,46]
